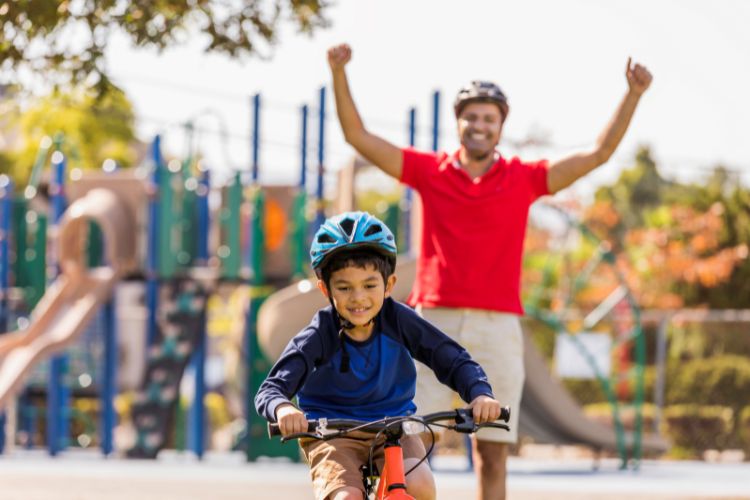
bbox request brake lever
[480,422,510,432]
[280,432,323,443]
[453,408,476,434]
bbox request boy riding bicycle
[255,211,503,500]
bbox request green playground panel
[11,199,47,309]
[289,191,308,279]
[155,166,202,278]
[87,221,103,267]
[249,189,265,285]
[246,292,299,462]
[220,173,243,280]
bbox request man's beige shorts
[414,306,524,444]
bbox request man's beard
[466,146,493,161]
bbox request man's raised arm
[546,58,653,194]
[328,44,403,179]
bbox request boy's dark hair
[320,248,395,288]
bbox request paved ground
[0,450,748,499]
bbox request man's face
[457,102,504,161]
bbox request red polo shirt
[400,148,549,314]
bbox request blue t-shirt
[254,298,494,422]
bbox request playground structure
[0,85,670,469]
[0,89,332,460]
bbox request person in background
[327,43,652,500]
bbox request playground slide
[256,257,668,455]
[519,330,668,454]
[0,187,137,412]
[0,269,119,410]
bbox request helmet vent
[317,233,336,243]
[339,218,355,237]
[363,224,382,237]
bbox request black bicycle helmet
[454,80,509,120]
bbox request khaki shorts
[301,432,426,500]
[414,306,524,443]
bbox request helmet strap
[338,327,351,373]
[328,296,379,373]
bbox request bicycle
[268,406,511,499]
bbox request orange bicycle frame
[375,442,414,499]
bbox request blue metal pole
[189,168,210,459]
[100,161,117,457]
[146,136,162,347]
[0,175,12,455]
[101,297,116,456]
[300,105,309,190]
[0,176,12,331]
[196,170,210,263]
[189,321,206,459]
[315,87,326,230]
[431,90,440,152]
[403,108,417,254]
[246,93,262,278]
[252,93,261,183]
[408,107,417,148]
[48,150,68,456]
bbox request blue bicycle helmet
[310,211,397,276]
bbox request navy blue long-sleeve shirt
[254,298,494,422]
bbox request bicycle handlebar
[268,406,511,440]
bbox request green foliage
[667,322,710,361]
[521,317,556,359]
[0,150,14,177]
[583,402,657,433]
[642,365,656,403]
[665,355,750,410]
[662,405,733,453]
[563,378,606,405]
[646,357,750,453]
[584,146,750,308]
[1,0,331,94]
[2,87,139,185]
[740,406,750,454]
[594,147,671,234]
[666,354,750,447]
[668,323,750,361]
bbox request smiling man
[327,43,652,500]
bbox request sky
[105,0,750,201]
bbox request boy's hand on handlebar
[275,403,308,437]
[468,395,502,424]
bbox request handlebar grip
[267,420,318,438]
[268,423,281,438]
[500,405,511,423]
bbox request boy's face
[317,264,397,334]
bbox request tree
[0,1,331,94]
[593,147,672,237]
[581,153,750,309]
[1,86,139,185]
